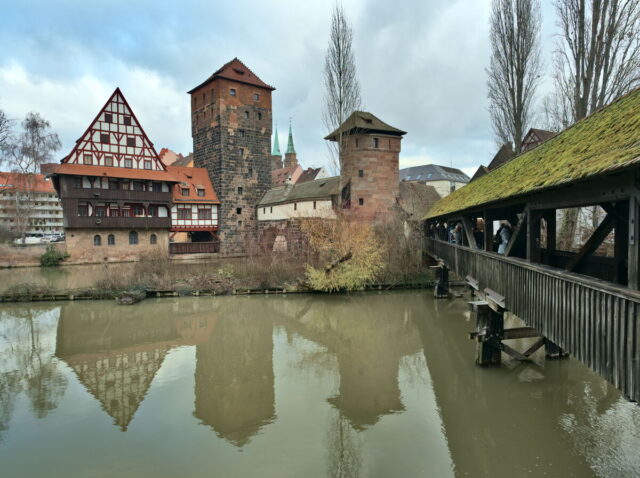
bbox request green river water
[0,291,638,477]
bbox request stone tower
[325,111,406,220]
[283,120,297,168]
[189,58,275,254]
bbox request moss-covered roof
[258,176,340,206]
[427,88,640,219]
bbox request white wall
[171,203,218,228]
[425,180,467,198]
[257,199,336,221]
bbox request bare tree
[0,108,10,153]
[548,0,640,247]
[1,113,61,242]
[323,3,363,175]
[487,0,543,154]
[546,0,640,129]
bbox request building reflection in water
[193,299,276,447]
[55,300,217,431]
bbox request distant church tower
[189,58,274,254]
[271,123,283,170]
[325,111,406,220]
[283,121,297,168]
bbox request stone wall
[65,228,168,263]
[191,77,272,256]
[341,133,401,220]
[257,219,309,255]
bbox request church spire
[272,123,281,157]
[286,119,296,154]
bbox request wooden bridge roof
[427,87,640,219]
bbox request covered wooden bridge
[424,88,640,403]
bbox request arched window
[129,231,138,245]
[150,233,157,245]
[93,235,101,246]
[108,234,115,246]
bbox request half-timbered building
[46,88,178,262]
[168,165,220,254]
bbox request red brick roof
[188,58,275,93]
[271,165,301,186]
[297,167,323,184]
[168,166,220,204]
[46,163,178,182]
[0,172,56,193]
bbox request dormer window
[230,88,236,96]
[373,138,379,148]
[182,188,190,196]
[197,188,205,197]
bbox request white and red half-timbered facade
[168,166,220,254]
[46,88,178,262]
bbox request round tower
[325,112,406,220]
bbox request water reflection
[0,292,638,478]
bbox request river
[0,291,638,477]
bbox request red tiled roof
[271,165,300,186]
[46,163,178,182]
[188,58,275,93]
[167,166,220,204]
[0,172,56,193]
[297,167,322,184]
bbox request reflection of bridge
[425,89,640,403]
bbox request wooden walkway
[426,238,640,402]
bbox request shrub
[4,282,53,300]
[40,245,69,267]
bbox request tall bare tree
[0,108,10,153]
[1,113,61,242]
[323,3,362,176]
[487,0,543,154]
[547,0,640,248]
[546,0,640,130]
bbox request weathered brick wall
[341,134,401,221]
[257,219,309,255]
[65,228,168,263]
[191,78,272,255]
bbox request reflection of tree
[194,299,275,447]
[0,306,67,439]
[327,411,362,478]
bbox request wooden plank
[466,275,479,291]
[484,287,506,310]
[502,327,541,340]
[505,214,526,257]
[461,215,478,249]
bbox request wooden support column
[526,209,542,263]
[484,210,494,252]
[434,264,449,299]
[543,210,556,265]
[461,215,477,249]
[613,202,629,285]
[471,301,504,366]
[629,193,640,290]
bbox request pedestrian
[496,221,511,254]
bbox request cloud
[0,0,558,173]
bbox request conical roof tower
[272,123,281,157]
[284,119,297,167]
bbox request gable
[63,88,166,171]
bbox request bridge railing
[426,237,640,402]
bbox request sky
[0,0,559,178]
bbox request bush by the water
[40,245,69,267]
[4,282,53,300]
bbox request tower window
[123,116,132,126]
[355,138,359,148]
[253,93,259,101]
[359,198,364,206]
[294,202,297,211]
[358,169,364,177]
[313,201,317,210]
[373,138,379,148]
[237,187,243,195]
[230,88,236,96]
[248,167,253,177]
[236,207,242,215]
[244,111,249,119]
[100,134,110,144]
[239,148,244,156]
[270,207,273,213]
[104,113,113,123]
[258,112,262,120]
[239,129,245,137]
[127,137,136,147]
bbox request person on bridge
[496,221,511,254]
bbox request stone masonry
[190,60,274,255]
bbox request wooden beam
[503,327,541,340]
[544,210,556,253]
[629,192,640,289]
[526,209,542,263]
[461,215,477,249]
[612,202,629,285]
[504,214,526,257]
[484,210,494,252]
[566,213,615,272]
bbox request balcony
[63,188,172,203]
[169,241,219,254]
[65,215,171,229]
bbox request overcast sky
[0,0,558,177]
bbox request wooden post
[526,208,541,263]
[461,215,477,249]
[629,193,639,289]
[614,202,629,285]
[434,264,449,299]
[484,210,494,252]
[544,210,556,265]
[472,302,504,366]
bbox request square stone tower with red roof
[189,58,274,254]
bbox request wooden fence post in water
[433,264,449,299]
[470,301,504,366]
